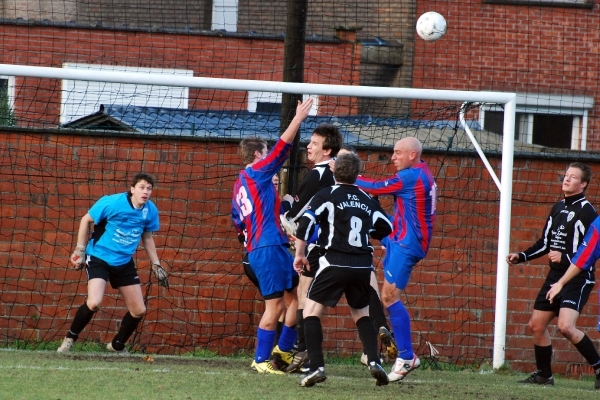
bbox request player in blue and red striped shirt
[355,137,436,382]
[546,214,600,389]
[232,98,313,374]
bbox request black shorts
[242,253,260,289]
[302,244,322,278]
[307,264,372,309]
[85,255,140,289]
[534,268,595,314]
[242,252,299,300]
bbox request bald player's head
[391,137,423,171]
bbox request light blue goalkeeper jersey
[86,192,160,266]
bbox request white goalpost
[0,63,516,369]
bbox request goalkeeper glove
[70,245,86,270]
[152,263,169,289]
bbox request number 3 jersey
[355,161,436,259]
[296,184,393,267]
[232,139,291,252]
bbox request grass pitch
[0,349,598,400]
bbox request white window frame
[479,93,594,150]
[247,91,319,115]
[212,0,238,32]
[484,0,592,6]
[60,63,193,124]
[0,75,16,110]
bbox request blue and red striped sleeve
[355,173,405,196]
[573,217,600,271]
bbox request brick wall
[2,128,600,373]
[2,0,418,117]
[237,0,418,115]
[415,0,600,150]
[0,24,360,127]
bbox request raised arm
[280,98,313,144]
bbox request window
[247,92,319,115]
[212,0,238,32]
[480,93,594,150]
[61,64,193,124]
[256,102,282,114]
[0,75,16,126]
[483,0,593,8]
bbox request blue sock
[387,301,414,360]
[255,327,277,363]
[277,325,297,352]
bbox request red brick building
[2,1,600,376]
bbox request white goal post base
[0,63,516,369]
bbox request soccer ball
[416,11,447,42]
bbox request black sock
[304,316,324,371]
[368,287,389,332]
[574,334,600,367]
[274,320,284,345]
[66,303,97,340]
[534,344,553,378]
[111,312,143,350]
[356,316,379,364]
[295,309,306,352]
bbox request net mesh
[1,0,600,371]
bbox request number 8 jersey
[296,184,393,268]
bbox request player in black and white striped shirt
[293,152,393,387]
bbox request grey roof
[60,104,545,153]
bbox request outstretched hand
[294,98,314,122]
[281,98,314,144]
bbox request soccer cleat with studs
[285,350,309,373]
[106,341,128,353]
[518,370,554,386]
[251,360,285,375]
[299,367,327,387]
[360,353,368,366]
[388,354,420,382]
[57,337,74,353]
[270,345,294,371]
[378,327,398,361]
[360,353,383,367]
[369,362,389,386]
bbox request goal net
[0,64,517,367]
[2,1,600,375]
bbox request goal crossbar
[0,63,516,369]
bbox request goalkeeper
[58,173,168,354]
